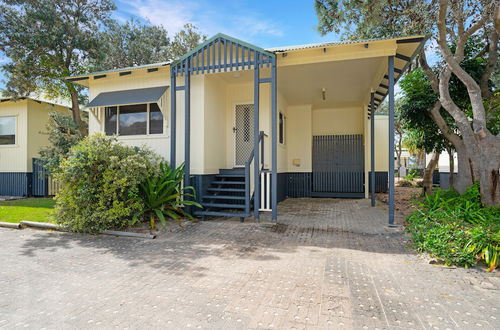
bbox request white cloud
[119,0,285,41]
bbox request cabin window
[149,103,163,134]
[104,103,163,136]
[104,106,117,135]
[279,112,285,144]
[119,104,147,136]
[0,116,16,145]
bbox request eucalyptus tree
[315,0,499,205]
[0,0,116,129]
[98,22,206,70]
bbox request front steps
[194,168,250,221]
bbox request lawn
[0,198,55,223]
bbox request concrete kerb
[0,221,156,239]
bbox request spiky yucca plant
[132,163,202,233]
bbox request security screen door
[234,104,254,167]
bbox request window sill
[114,134,169,140]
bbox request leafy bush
[406,183,500,271]
[53,134,161,233]
[38,111,87,174]
[398,179,414,187]
[132,162,202,233]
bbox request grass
[0,198,55,223]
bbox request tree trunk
[477,133,500,206]
[454,142,475,193]
[447,148,454,189]
[70,89,82,125]
[422,151,440,195]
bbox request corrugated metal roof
[66,61,171,80]
[266,36,422,52]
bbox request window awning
[87,86,168,107]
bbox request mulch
[377,186,423,225]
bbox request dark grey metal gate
[32,158,48,196]
[312,134,364,198]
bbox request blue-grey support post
[253,56,260,220]
[388,56,395,226]
[170,69,176,168]
[184,59,191,188]
[370,92,375,207]
[271,57,278,221]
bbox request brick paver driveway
[1,199,498,329]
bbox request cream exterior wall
[286,105,312,172]
[0,100,28,172]
[26,100,69,172]
[0,99,69,173]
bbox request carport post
[370,92,375,207]
[388,56,395,226]
[271,57,278,221]
[170,70,176,168]
[184,59,191,188]
[253,55,260,221]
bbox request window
[104,103,164,136]
[104,106,117,135]
[279,112,285,144]
[149,103,163,134]
[119,104,147,135]
[0,116,16,145]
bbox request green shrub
[398,179,414,187]
[132,162,202,233]
[53,134,161,233]
[406,183,500,271]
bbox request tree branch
[427,100,463,149]
[419,48,439,94]
[437,0,489,130]
[480,29,498,99]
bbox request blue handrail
[244,131,265,215]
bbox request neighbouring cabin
[68,33,425,222]
[0,97,70,196]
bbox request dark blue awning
[87,86,168,107]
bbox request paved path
[0,199,498,329]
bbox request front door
[234,104,254,167]
[312,134,364,197]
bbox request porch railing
[244,131,267,215]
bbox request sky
[0,1,341,89]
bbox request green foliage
[0,0,115,106]
[38,112,87,174]
[398,179,414,187]
[53,134,161,233]
[132,163,202,232]
[98,21,206,70]
[406,184,500,271]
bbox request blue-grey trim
[184,59,191,188]
[32,159,48,196]
[0,172,32,196]
[370,92,376,207]
[286,172,312,197]
[170,73,176,167]
[253,56,260,220]
[388,56,395,225]
[271,57,278,221]
[86,86,168,107]
[433,169,440,185]
[439,172,454,189]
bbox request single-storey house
[0,96,70,196]
[67,33,425,223]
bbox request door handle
[233,127,237,133]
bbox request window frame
[0,115,17,146]
[104,102,164,137]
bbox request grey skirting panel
[0,172,32,196]
[190,174,217,204]
[286,172,312,198]
[368,172,388,193]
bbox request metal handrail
[244,131,265,215]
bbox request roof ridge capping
[266,35,427,52]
